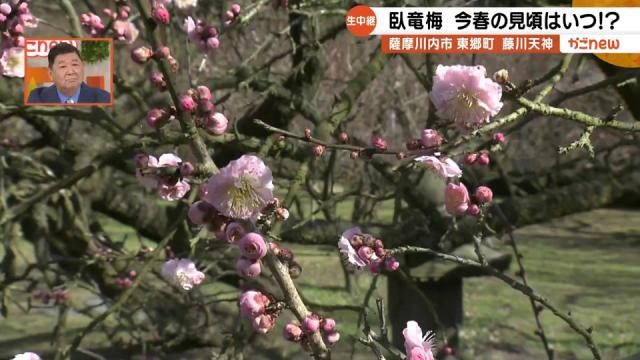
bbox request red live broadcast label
[381,35,561,54]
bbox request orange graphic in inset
[346,5,376,37]
[573,0,640,68]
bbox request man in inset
[27,42,110,104]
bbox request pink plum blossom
[161,259,205,291]
[236,257,262,278]
[444,183,470,216]
[415,156,462,179]
[402,321,435,360]
[238,232,267,260]
[252,314,275,334]
[203,155,274,222]
[205,112,228,135]
[338,227,381,270]
[430,65,503,131]
[420,129,443,148]
[283,322,303,342]
[475,186,493,203]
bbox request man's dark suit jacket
[27,83,111,104]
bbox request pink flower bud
[118,8,129,20]
[493,132,505,143]
[303,314,320,333]
[312,145,325,157]
[467,204,481,216]
[236,257,262,278]
[152,5,170,25]
[478,152,490,166]
[322,318,336,333]
[149,72,165,89]
[129,270,137,278]
[444,183,470,216]
[146,108,167,129]
[371,135,387,150]
[239,290,269,317]
[155,46,170,58]
[131,46,153,64]
[337,132,348,143]
[464,153,478,165]
[114,277,124,287]
[223,222,243,243]
[12,23,23,34]
[0,3,12,15]
[196,85,212,101]
[204,25,218,37]
[325,331,340,346]
[252,314,275,334]
[374,247,386,257]
[385,257,400,271]
[223,10,235,23]
[421,129,442,148]
[283,322,303,342]
[350,151,359,159]
[357,246,374,261]
[238,233,267,260]
[179,95,196,112]
[122,278,133,288]
[0,14,6,23]
[230,3,241,15]
[180,162,194,176]
[205,112,228,135]
[146,108,166,128]
[206,37,220,50]
[101,9,113,18]
[474,186,493,203]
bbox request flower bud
[196,85,212,101]
[155,45,171,59]
[0,4,12,15]
[252,314,275,334]
[312,145,325,157]
[122,278,133,288]
[131,46,154,64]
[230,3,241,15]
[236,257,262,278]
[198,100,215,114]
[179,95,196,112]
[325,331,340,346]
[152,5,170,24]
[467,204,480,216]
[224,10,235,23]
[350,151,359,159]
[239,290,270,317]
[385,257,400,271]
[337,132,348,143]
[205,112,228,135]
[478,152,490,166]
[322,318,336,333]
[238,233,267,260]
[146,108,167,128]
[421,129,442,148]
[357,246,374,261]
[149,72,166,90]
[493,132,505,144]
[129,270,137,278]
[304,128,312,139]
[474,186,493,203]
[371,135,386,150]
[283,322,303,342]
[278,248,294,263]
[464,153,478,165]
[187,200,215,225]
[206,37,220,50]
[303,314,320,333]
